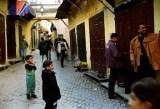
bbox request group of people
[23,33,69,109]
[38,34,69,67]
[23,24,160,109]
[106,24,160,109]
[38,35,53,61]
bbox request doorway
[76,23,87,61]
[7,16,16,59]
[0,14,6,64]
[89,11,106,77]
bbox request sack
[58,41,67,53]
[60,42,66,50]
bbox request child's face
[28,57,33,63]
[47,63,54,70]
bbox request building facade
[56,0,160,77]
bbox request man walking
[54,34,69,67]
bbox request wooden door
[76,23,87,61]
[19,25,23,56]
[0,14,6,64]
[115,0,154,65]
[70,28,77,59]
[89,11,106,77]
[7,16,16,59]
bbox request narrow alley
[0,50,127,109]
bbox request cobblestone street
[0,50,128,109]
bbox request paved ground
[0,50,128,109]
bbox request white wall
[104,9,115,43]
[52,19,70,46]
[154,0,160,33]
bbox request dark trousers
[56,52,60,60]
[46,50,51,60]
[45,101,57,109]
[122,66,135,94]
[41,55,45,62]
[60,50,65,67]
[138,66,155,79]
[108,68,120,97]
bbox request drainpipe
[60,19,69,29]
[97,0,114,14]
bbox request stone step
[8,58,22,64]
[0,64,10,71]
[84,71,108,82]
[100,82,130,101]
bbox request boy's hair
[131,77,160,109]
[110,33,119,39]
[25,55,32,61]
[43,60,53,68]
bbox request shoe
[32,94,37,98]
[27,94,32,100]
[109,94,117,99]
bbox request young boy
[42,60,61,109]
[25,55,37,99]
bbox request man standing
[20,36,28,61]
[130,24,160,80]
[106,33,123,99]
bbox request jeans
[60,50,66,67]
[26,72,36,96]
[20,48,27,59]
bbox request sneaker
[32,94,37,98]
[27,94,32,100]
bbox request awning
[19,3,36,20]
[56,0,80,19]
[8,1,36,20]
[16,1,25,15]
[56,0,72,19]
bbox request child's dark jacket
[42,70,61,102]
[25,63,36,72]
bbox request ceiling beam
[33,17,58,20]
[67,0,81,10]
[30,4,60,6]
[97,0,114,14]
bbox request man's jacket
[106,40,123,69]
[130,33,160,72]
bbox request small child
[25,55,37,99]
[42,60,61,109]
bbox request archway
[30,20,57,50]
